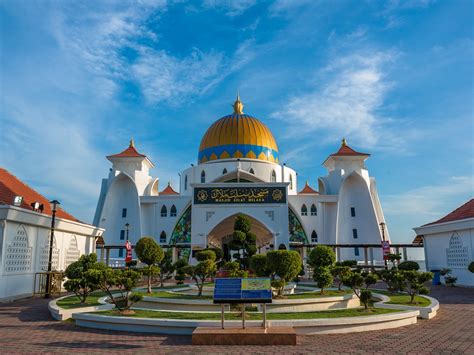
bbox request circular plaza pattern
[0,285,472,353]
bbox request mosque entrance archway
[207,214,273,260]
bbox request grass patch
[142,291,212,300]
[95,307,400,320]
[286,289,352,299]
[56,291,108,309]
[387,295,431,307]
[373,290,431,307]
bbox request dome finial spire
[233,91,244,114]
[129,137,135,148]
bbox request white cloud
[382,176,473,219]
[272,51,397,148]
[50,2,255,105]
[202,0,256,16]
[131,48,225,105]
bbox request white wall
[0,206,102,301]
[419,223,473,286]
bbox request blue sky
[1,0,473,245]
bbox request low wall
[262,294,360,313]
[135,297,230,312]
[72,310,419,335]
[48,295,114,321]
[373,293,438,319]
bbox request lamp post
[380,222,388,270]
[125,223,130,241]
[45,199,60,299]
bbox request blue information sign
[213,278,272,304]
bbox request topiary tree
[387,253,401,269]
[313,267,333,294]
[155,249,175,288]
[377,269,405,292]
[266,250,301,296]
[440,268,457,286]
[135,237,164,293]
[331,265,352,291]
[342,271,378,310]
[398,261,420,271]
[229,214,257,269]
[89,267,143,312]
[249,254,270,277]
[469,261,474,273]
[307,245,336,269]
[223,261,248,278]
[184,250,217,296]
[63,253,104,304]
[174,258,188,285]
[336,260,358,268]
[401,270,433,303]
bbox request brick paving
[0,285,473,354]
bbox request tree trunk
[410,292,415,304]
[147,274,152,294]
[198,283,203,296]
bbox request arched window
[271,170,276,182]
[170,205,177,217]
[289,175,293,189]
[201,170,206,183]
[249,168,255,174]
[161,205,167,217]
[222,168,227,175]
[160,231,167,244]
[311,204,317,216]
[301,204,307,216]
[184,175,188,190]
[311,230,318,243]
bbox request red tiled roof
[107,139,146,159]
[331,141,370,158]
[299,181,318,194]
[423,199,474,226]
[160,182,179,195]
[0,168,80,222]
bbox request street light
[45,199,60,298]
[125,223,130,241]
[380,222,388,270]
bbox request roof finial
[167,181,171,186]
[129,137,135,148]
[305,180,309,185]
[233,91,244,114]
[341,137,347,147]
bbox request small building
[0,168,103,301]
[413,199,474,286]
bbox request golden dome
[198,96,279,164]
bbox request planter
[49,295,115,321]
[72,310,419,335]
[372,293,438,319]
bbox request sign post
[125,240,132,263]
[214,278,272,329]
[382,240,390,270]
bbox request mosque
[93,96,390,263]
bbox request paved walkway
[0,285,473,354]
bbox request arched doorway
[207,214,273,260]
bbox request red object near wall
[125,241,132,262]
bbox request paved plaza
[0,285,473,354]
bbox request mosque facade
[93,96,390,263]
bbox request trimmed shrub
[398,261,420,271]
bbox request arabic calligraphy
[194,186,286,204]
